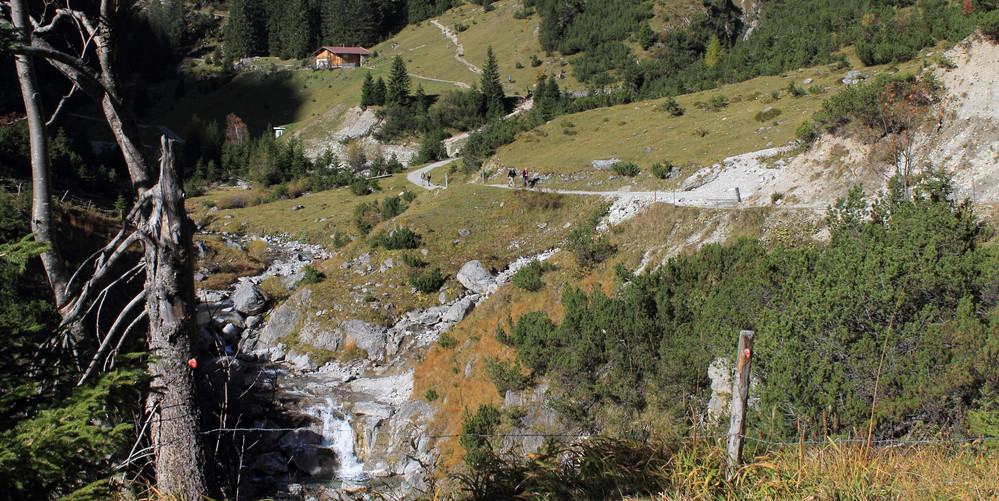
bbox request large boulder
[232,280,267,315]
[443,298,474,323]
[342,319,387,361]
[456,260,494,294]
[258,303,301,346]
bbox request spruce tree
[224,0,265,58]
[372,76,387,106]
[386,55,410,107]
[414,83,428,113]
[481,46,505,119]
[361,72,375,108]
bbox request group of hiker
[507,168,533,189]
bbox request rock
[213,310,245,330]
[292,353,317,371]
[259,303,301,346]
[438,291,448,304]
[379,258,395,273]
[221,323,242,342]
[232,281,267,315]
[443,298,474,323]
[707,358,732,421]
[681,168,719,191]
[456,260,494,294]
[342,319,387,361]
[404,460,428,492]
[458,228,471,237]
[298,319,342,352]
[291,446,321,476]
[803,78,813,84]
[292,205,305,211]
[591,158,622,169]
[252,452,288,475]
[246,315,263,330]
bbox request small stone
[458,228,471,237]
[292,205,305,211]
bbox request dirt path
[431,20,482,75]
[407,158,458,190]
[409,73,471,89]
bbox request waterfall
[311,399,366,481]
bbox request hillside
[7,0,999,499]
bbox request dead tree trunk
[142,138,206,497]
[5,0,207,493]
[726,329,754,480]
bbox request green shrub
[771,90,781,100]
[454,22,468,32]
[402,253,428,268]
[373,226,422,249]
[513,8,535,19]
[460,404,501,470]
[796,120,818,143]
[330,233,352,248]
[530,54,542,67]
[353,201,380,235]
[660,97,684,116]
[424,388,439,401]
[651,160,673,179]
[298,264,325,285]
[349,177,378,196]
[982,10,999,43]
[754,107,782,122]
[771,191,785,204]
[566,226,616,269]
[410,266,444,293]
[611,161,640,177]
[786,81,806,97]
[707,95,728,109]
[437,329,457,349]
[511,260,552,292]
[485,357,532,395]
[808,84,827,94]
[380,195,405,219]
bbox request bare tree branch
[78,289,146,385]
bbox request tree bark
[143,138,206,497]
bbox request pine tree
[414,83,428,113]
[386,55,410,107]
[360,72,375,108]
[372,76,387,106]
[224,0,266,58]
[481,46,505,119]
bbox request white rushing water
[311,399,366,481]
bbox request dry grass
[635,440,999,500]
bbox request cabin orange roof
[313,46,371,56]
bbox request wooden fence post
[726,329,754,480]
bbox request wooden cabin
[313,46,371,69]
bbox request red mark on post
[187,358,197,369]
[743,348,751,360]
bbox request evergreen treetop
[386,55,411,107]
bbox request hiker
[421,172,426,186]
[427,173,432,186]
[507,168,516,187]
[521,168,529,188]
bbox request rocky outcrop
[341,320,388,361]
